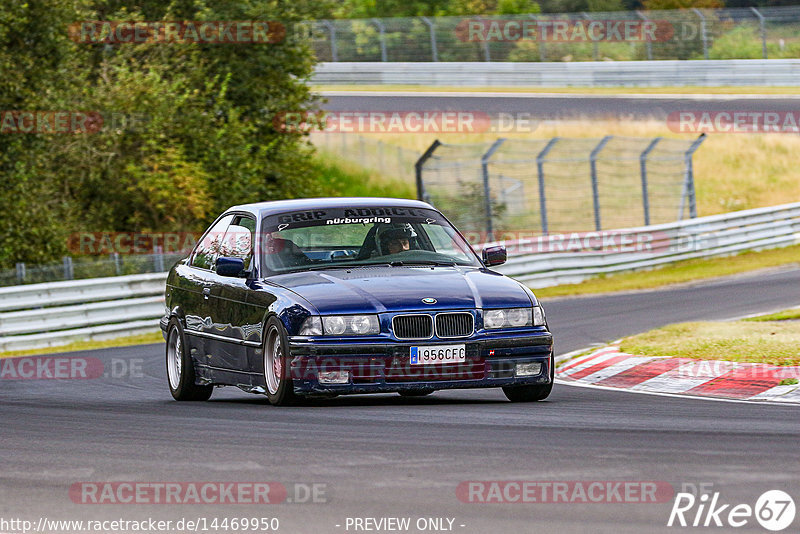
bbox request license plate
[410,344,466,365]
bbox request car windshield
[260,206,481,274]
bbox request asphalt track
[2,266,799,533]
[321,91,800,120]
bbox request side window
[219,215,256,270]
[191,214,233,270]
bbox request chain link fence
[306,7,800,62]
[1,252,185,287]
[416,135,705,238]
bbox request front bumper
[287,332,553,395]
[159,315,169,340]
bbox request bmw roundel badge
[422,298,437,304]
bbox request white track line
[750,384,800,401]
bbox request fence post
[371,18,388,62]
[15,262,26,284]
[692,8,709,60]
[476,16,491,61]
[415,140,442,203]
[583,13,599,61]
[322,20,338,62]
[640,137,662,226]
[62,256,74,280]
[680,133,706,220]
[420,16,438,61]
[751,7,768,59]
[530,14,546,61]
[481,138,506,241]
[154,245,165,272]
[111,252,122,275]
[636,11,652,60]
[536,137,560,235]
[589,136,612,231]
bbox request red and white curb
[557,346,800,404]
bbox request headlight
[322,315,380,336]
[298,316,322,336]
[483,307,545,329]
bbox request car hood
[267,266,534,314]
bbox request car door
[206,214,263,372]
[181,214,233,364]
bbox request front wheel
[502,354,554,402]
[263,317,298,406]
[166,319,213,401]
[502,383,552,402]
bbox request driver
[380,227,412,255]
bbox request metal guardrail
[0,273,167,352]
[312,59,800,87]
[495,201,800,287]
[1,202,798,352]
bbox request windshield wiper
[306,262,391,271]
[389,260,457,267]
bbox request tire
[166,318,213,401]
[263,317,299,406]
[398,389,434,397]
[502,354,555,402]
[502,383,552,402]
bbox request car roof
[227,197,435,218]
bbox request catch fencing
[306,7,800,63]
[416,135,705,239]
[2,251,184,287]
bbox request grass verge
[619,320,800,366]
[311,152,415,199]
[533,244,800,299]
[0,331,163,359]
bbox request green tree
[0,0,327,268]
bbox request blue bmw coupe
[161,197,553,405]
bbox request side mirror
[215,256,245,277]
[482,245,507,267]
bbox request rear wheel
[166,319,213,401]
[263,317,298,406]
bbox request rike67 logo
[668,488,795,531]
